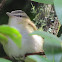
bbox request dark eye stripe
[14,15,27,18]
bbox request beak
[6,12,13,17]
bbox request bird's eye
[14,15,22,17]
[19,15,22,17]
[14,15,26,18]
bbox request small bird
[3,10,44,62]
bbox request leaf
[30,31,62,47]
[54,0,62,24]
[0,33,8,45]
[31,0,54,4]
[0,58,12,62]
[0,25,22,48]
[60,56,62,62]
[30,31,62,62]
[25,55,51,62]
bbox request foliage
[31,31,62,62]
[25,55,51,62]
[0,25,22,48]
[0,33,8,45]
[30,0,62,62]
[54,0,62,24]
[0,58,12,62]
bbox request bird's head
[6,10,37,31]
[6,10,30,25]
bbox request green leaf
[0,58,12,62]
[31,0,54,4]
[25,55,51,62]
[30,31,62,46]
[54,0,62,24]
[30,31,62,62]
[60,56,62,62]
[0,25,22,48]
[0,33,8,45]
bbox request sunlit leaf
[0,33,8,45]
[0,25,22,48]
[54,0,62,24]
[31,0,54,4]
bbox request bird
[2,10,44,62]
